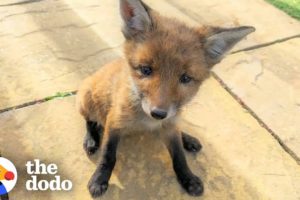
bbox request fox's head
[120,0,255,120]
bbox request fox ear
[204,26,255,65]
[120,0,152,40]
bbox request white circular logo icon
[0,157,17,195]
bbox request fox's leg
[83,121,104,156]
[88,126,120,198]
[163,130,204,196]
[182,132,202,153]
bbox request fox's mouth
[141,99,177,120]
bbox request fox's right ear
[204,26,255,65]
[120,0,152,40]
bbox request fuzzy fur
[76,0,254,197]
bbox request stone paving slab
[165,0,300,43]
[181,80,300,200]
[0,78,299,200]
[66,0,300,48]
[0,0,122,110]
[213,38,300,161]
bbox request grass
[44,91,76,101]
[0,91,77,114]
[266,0,300,20]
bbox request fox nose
[151,108,167,120]
[5,171,14,180]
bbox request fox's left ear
[204,26,255,65]
[120,0,152,40]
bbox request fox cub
[77,0,254,197]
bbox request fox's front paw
[182,132,202,152]
[181,175,204,196]
[83,136,99,156]
[88,177,108,198]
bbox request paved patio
[0,0,299,199]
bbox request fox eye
[180,74,192,84]
[139,65,153,76]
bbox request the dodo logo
[0,157,17,195]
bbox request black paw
[182,132,202,152]
[83,136,99,156]
[88,177,109,198]
[181,175,204,196]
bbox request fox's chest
[132,116,162,131]
[140,117,162,130]
[124,114,162,134]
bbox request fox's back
[77,59,130,124]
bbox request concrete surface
[0,0,300,199]
[0,0,123,109]
[213,39,300,161]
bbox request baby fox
[77,0,255,197]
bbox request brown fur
[77,0,254,197]
[77,12,214,130]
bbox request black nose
[151,109,167,120]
